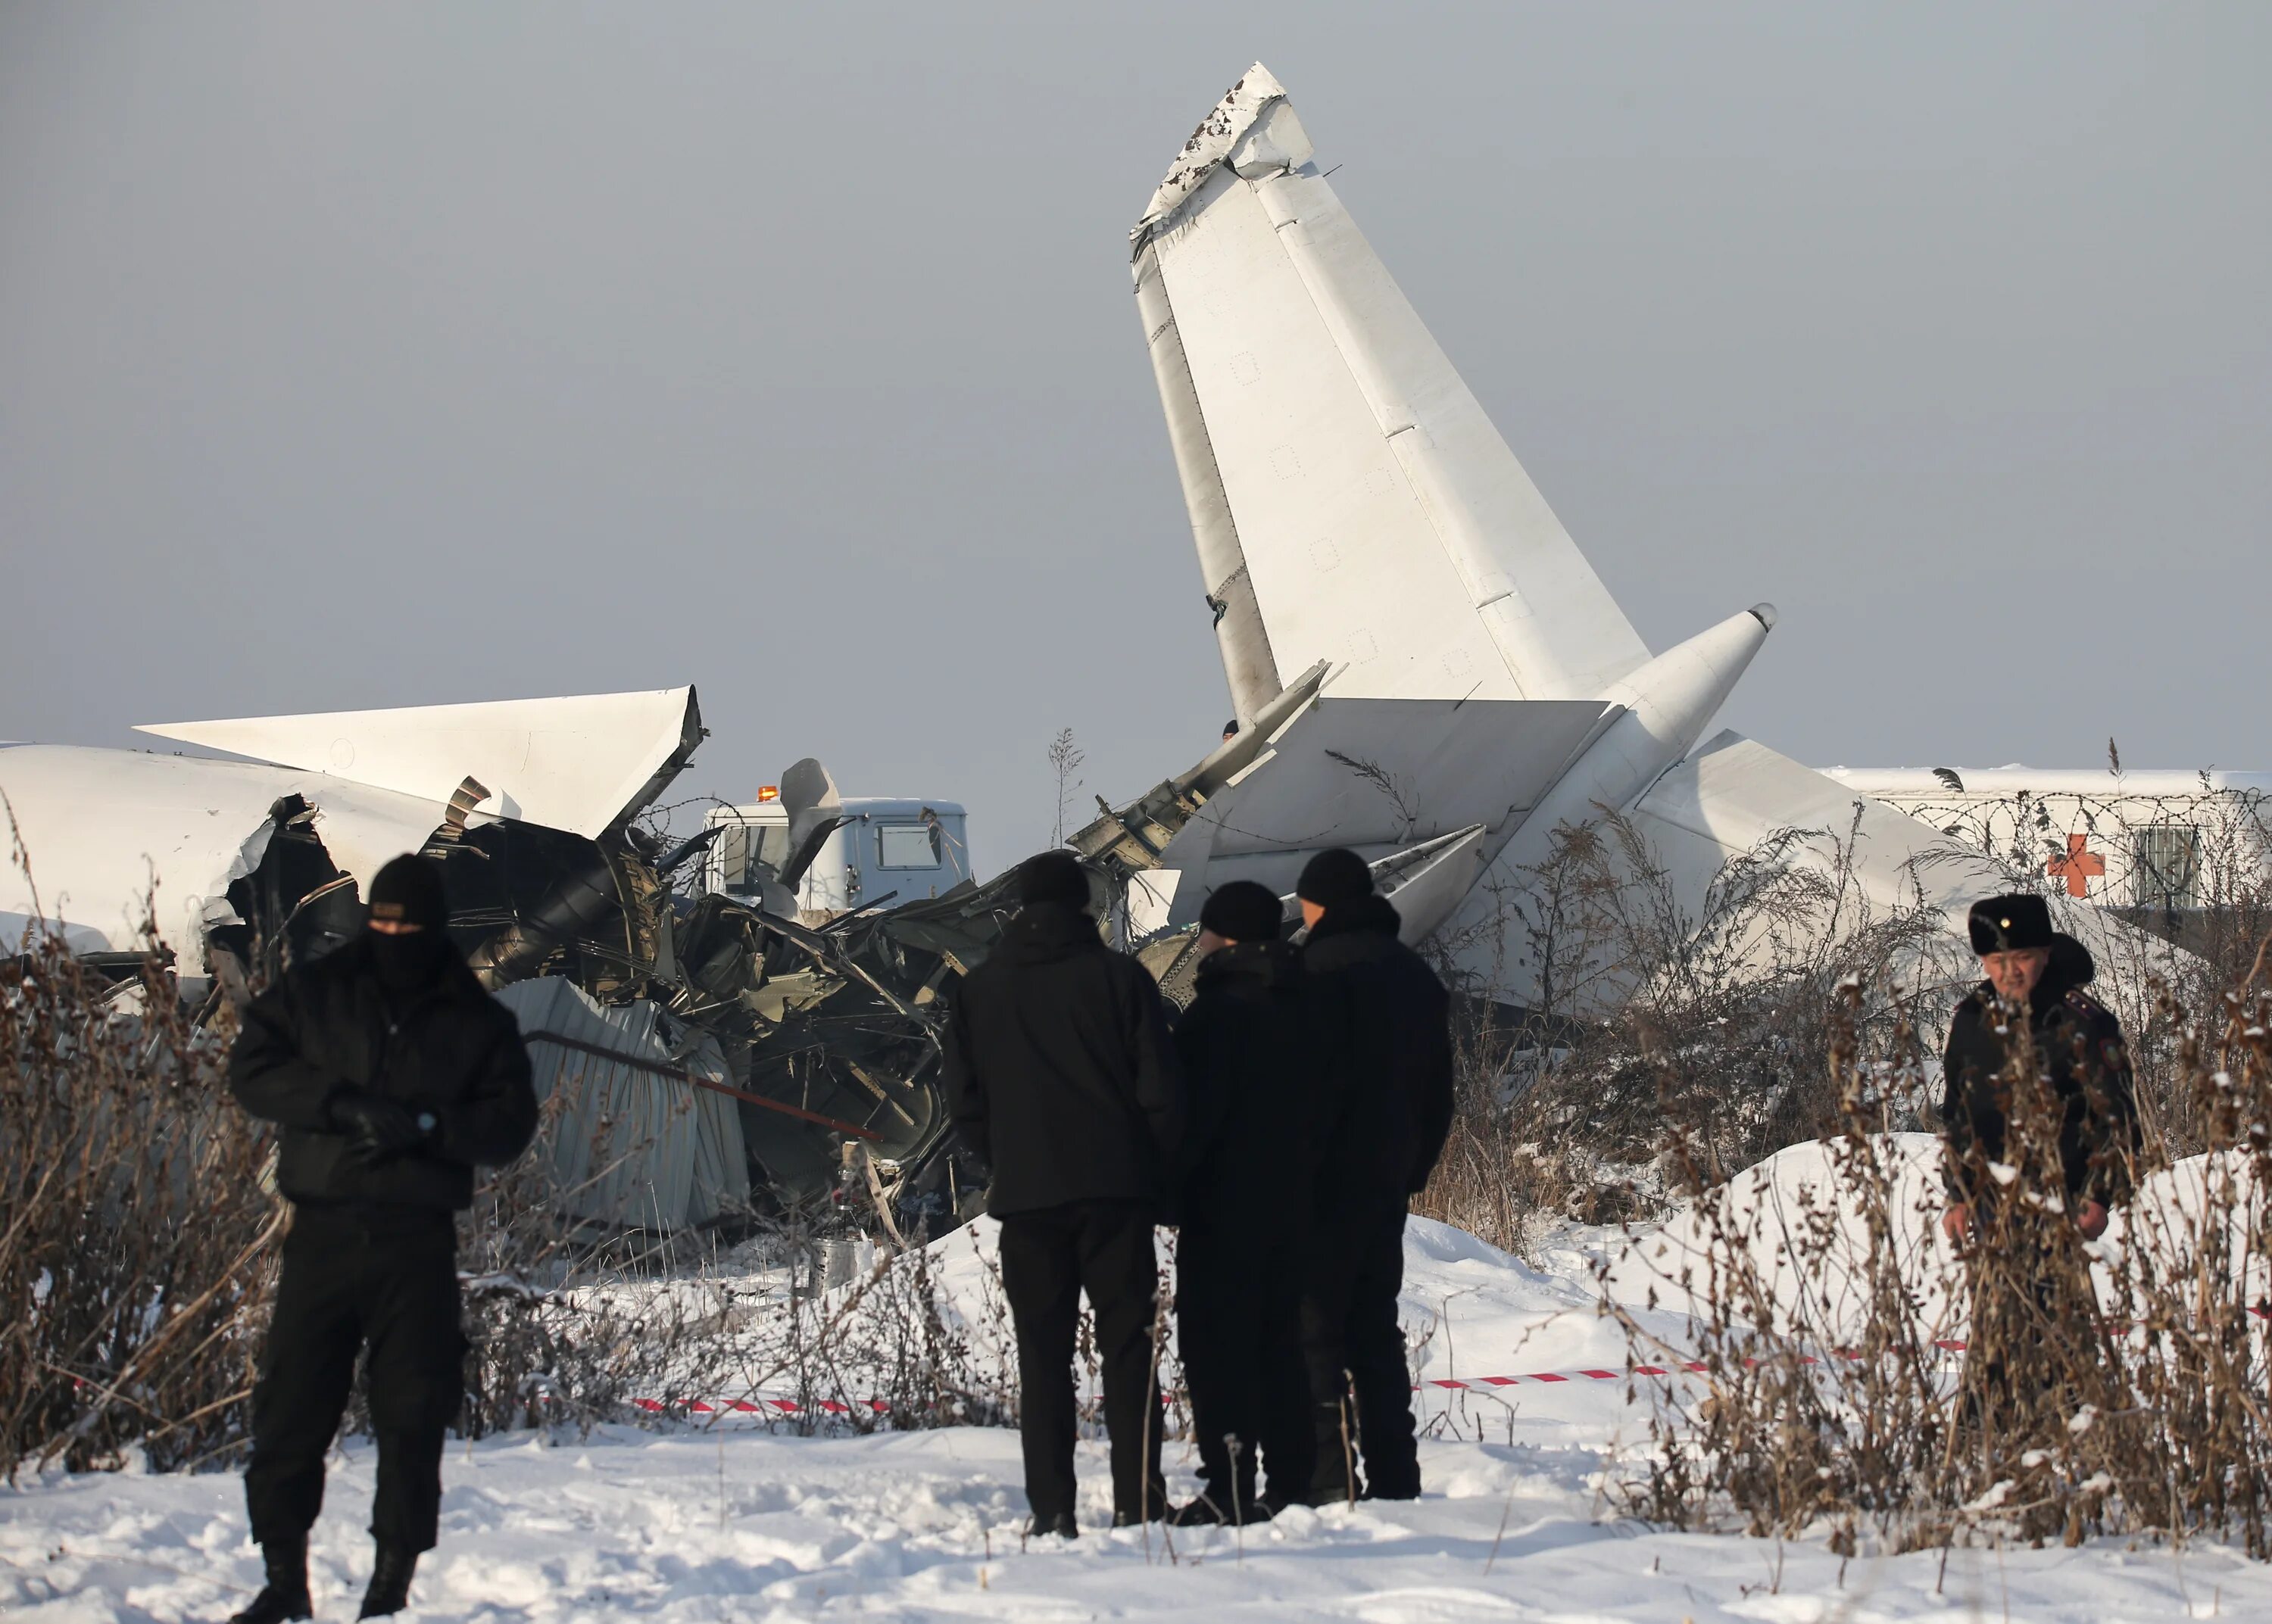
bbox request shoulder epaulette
[2063,986,2111,1024]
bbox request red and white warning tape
[632,1396,895,1417]
[625,1307,2271,1417]
[629,1364,1709,1417]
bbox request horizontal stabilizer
[138,687,703,840]
[1157,694,1612,868]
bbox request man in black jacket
[942,851,1183,1537]
[228,855,537,1622]
[1294,848,1454,1504]
[1940,892,2141,1242]
[1166,881,1322,1526]
[1938,893,2141,1439]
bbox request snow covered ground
[8,1180,2269,1622]
[11,1424,2264,1623]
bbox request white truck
[703,793,974,923]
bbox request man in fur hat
[1940,892,2142,1244]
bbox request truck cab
[704,796,973,923]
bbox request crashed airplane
[1075,64,2199,1006]
[0,689,1011,1232]
[4,63,2237,1239]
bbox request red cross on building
[2048,832,2105,897]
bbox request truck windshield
[876,823,943,870]
[721,821,793,890]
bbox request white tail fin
[1133,65,1652,713]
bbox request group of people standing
[942,846,1453,1533]
[213,838,2143,1614]
[216,840,1448,1616]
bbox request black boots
[357,1542,419,1619]
[230,1539,311,1624]
[1167,1490,1278,1527]
[233,1534,420,1619]
[1025,1510,1078,1540]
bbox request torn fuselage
[0,688,1011,1233]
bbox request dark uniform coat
[941,900,1184,1216]
[1303,894,1455,1204]
[228,934,536,1557]
[231,934,538,1213]
[1170,938,1333,1510]
[1295,893,1454,1504]
[939,899,1185,1525]
[1173,938,1331,1235]
[1940,933,2141,1210]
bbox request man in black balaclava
[228,854,537,1621]
[942,850,1184,1537]
[1166,880,1328,1526]
[1294,848,1453,1505]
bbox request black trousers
[1177,1223,1312,1509]
[1961,1264,2064,1442]
[1300,1201,1418,1501]
[997,1199,1167,1523]
[244,1208,466,1554]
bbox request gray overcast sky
[3,4,2266,875]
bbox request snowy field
[11,1426,2263,1624]
[8,1155,2269,1622]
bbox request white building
[1818,766,2272,915]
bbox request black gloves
[328,1091,432,1164]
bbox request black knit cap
[1968,893,2054,955]
[1198,881,1283,943]
[1297,847,1373,910]
[1017,850,1093,912]
[367,853,449,932]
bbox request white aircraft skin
[1125,67,2194,1006]
[0,690,700,974]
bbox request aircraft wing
[1132,64,1653,719]
[136,687,702,840]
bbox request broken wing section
[0,743,455,968]
[1133,65,1652,706]
[136,687,703,840]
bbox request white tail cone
[1444,605,1773,1003]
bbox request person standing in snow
[1165,880,1331,1526]
[1294,849,1455,1504]
[1938,893,2142,1437]
[227,855,538,1622]
[1939,893,2141,1248]
[941,850,1184,1537]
